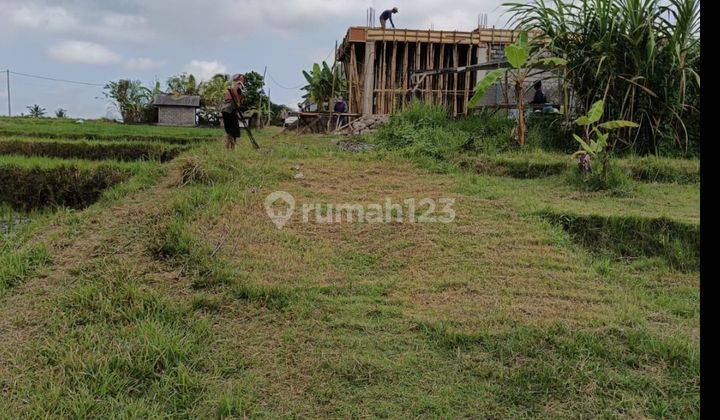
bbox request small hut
[153,94,200,126]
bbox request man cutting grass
[379,7,398,29]
[221,74,245,150]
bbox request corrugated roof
[153,94,201,107]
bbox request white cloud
[183,60,228,81]
[91,13,157,42]
[124,57,165,71]
[47,41,121,65]
[11,5,78,31]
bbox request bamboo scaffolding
[338,24,530,115]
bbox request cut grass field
[0,121,699,417]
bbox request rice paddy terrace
[0,117,700,417]
[0,118,215,212]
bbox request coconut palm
[26,104,46,118]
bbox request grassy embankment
[0,117,699,417]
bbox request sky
[0,0,509,119]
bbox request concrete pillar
[475,44,492,105]
[362,41,375,115]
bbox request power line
[267,73,304,90]
[9,71,105,87]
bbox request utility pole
[261,65,267,127]
[5,70,10,117]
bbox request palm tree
[26,104,46,118]
[55,108,68,118]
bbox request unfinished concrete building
[338,27,555,116]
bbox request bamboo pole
[464,36,472,115]
[328,40,338,131]
[425,44,430,104]
[439,41,445,107]
[379,40,387,113]
[402,39,409,109]
[453,42,459,116]
[390,40,397,113]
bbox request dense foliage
[105,71,285,126]
[374,101,564,166]
[470,31,566,146]
[506,0,700,155]
[103,80,156,124]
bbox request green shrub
[539,210,699,271]
[525,114,575,152]
[0,139,187,162]
[0,165,131,210]
[374,102,579,159]
[374,102,518,160]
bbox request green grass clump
[539,210,699,271]
[22,262,213,417]
[420,321,698,417]
[566,160,633,193]
[0,245,50,291]
[454,152,570,178]
[0,138,188,162]
[624,156,699,184]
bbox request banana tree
[571,99,638,176]
[469,31,566,145]
[301,62,346,112]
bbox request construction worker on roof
[379,7,398,29]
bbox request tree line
[104,72,289,126]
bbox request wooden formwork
[338,27,528,116]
